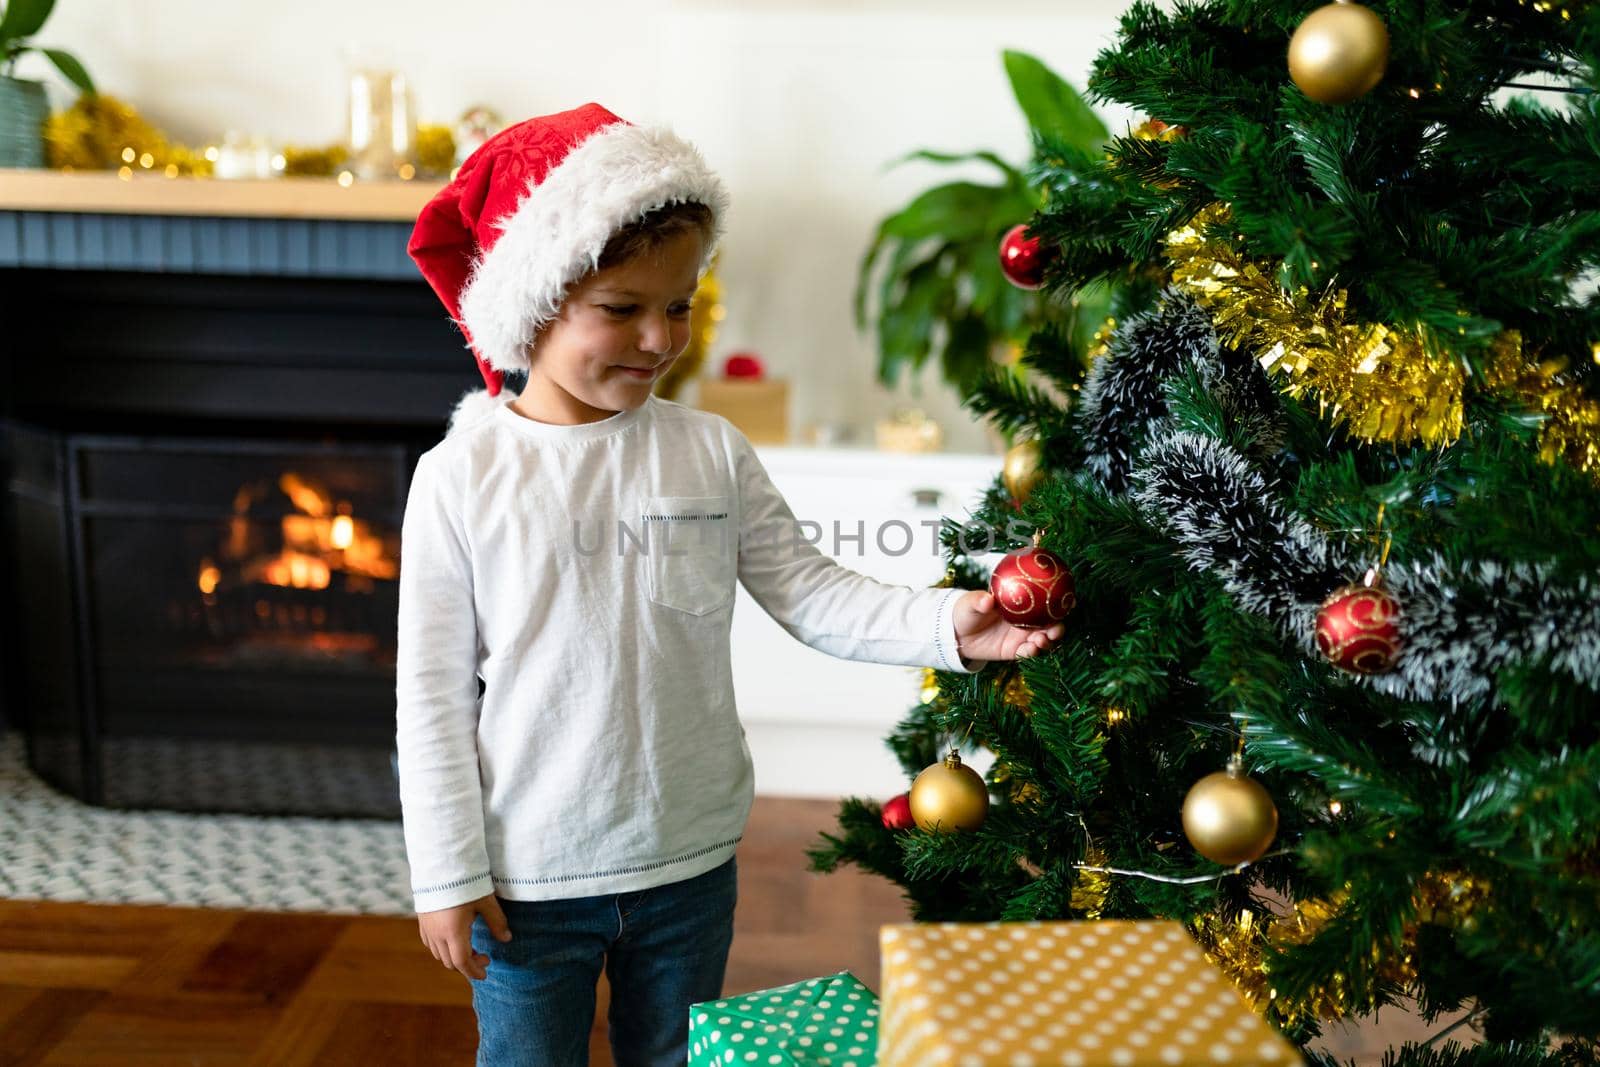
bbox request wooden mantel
[0,167,446,221]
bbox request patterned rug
[0,733,414,915]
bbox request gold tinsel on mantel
[44,93,213,176]
[1163,203,1600,479]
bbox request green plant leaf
[40,46,91,93]
[984,191,1040,246]
[855,206,942,328]
[890,148,1027,190]
[876,258,946,387]
[881,181,1011,243]
[1003,49,1108,153]
[856,48,1107,403]
[968,254,1008,319]
[0,0,56,48]
[943,313,995,393]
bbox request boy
[398,103,1064,1067]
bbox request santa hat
[407,102,729,433]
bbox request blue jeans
[469,856,738,1067]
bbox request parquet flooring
[0,795,1439,1065]
[0,796,905,1066]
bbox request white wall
[22,0,1138,453]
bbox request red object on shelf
[723,352,765,380]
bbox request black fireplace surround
[1,244,476,818]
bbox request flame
[279,472,331,518]
[250,551,332,590]
[202,469,399,598]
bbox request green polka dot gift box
[689,970,881,1067]
[878,920,1302,1066]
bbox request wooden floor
[0,796,1443,1065]
[0,796,909,1066]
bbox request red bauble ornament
[723,352,765,379]
[881,792,915,831]
[1315,580,1402,674]
[998,224,1048,290]
[989,546,1076,629]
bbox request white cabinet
[731,446,1002,797]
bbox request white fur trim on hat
[447,386,513,436]
[456,122,729,377]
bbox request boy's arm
[732,436,984,674]
[395,452,495,913]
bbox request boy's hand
[418,893,512,981]
[953,590,1065,668]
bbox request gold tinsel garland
[1192,870,1489,1031]
[280,144,348,177]
[415,123,456,177]
[1482,332,1600,476]
[1190,903,1359,1030]
[1069,845,1111,917]
[656,256,723,402]
[43,94,461,183]
[45,93,213,176]
[1003,671,1033,711]
[1165,203,1463,447]
[1164,203,1600,478]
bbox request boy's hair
[596,201,716,272]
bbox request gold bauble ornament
[1002,438,1045,505]
[1288,1,1389,105]
[1182,757,1279,865]
[909,751,989,833]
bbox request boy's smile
[509,227,707,427]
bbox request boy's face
[514,228,706,426]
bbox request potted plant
[1,0,94,167]
[856,50,1110,400]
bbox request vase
[346,68,415,180]
[0,75,48,168]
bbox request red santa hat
[407,102,729,433]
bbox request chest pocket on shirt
[643,494,734,616]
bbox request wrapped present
[879,920,1301,1066]
[690,970,880,1067]
[696,377,791,444]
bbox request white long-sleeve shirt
[395,394,979,912]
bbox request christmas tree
[810,2,1600,1063]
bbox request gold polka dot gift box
[690,970,882,1066]
[878,920,1302,1066]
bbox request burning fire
[198,471,398,595]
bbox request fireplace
[1,199,473,817]
[10,430,411,816]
